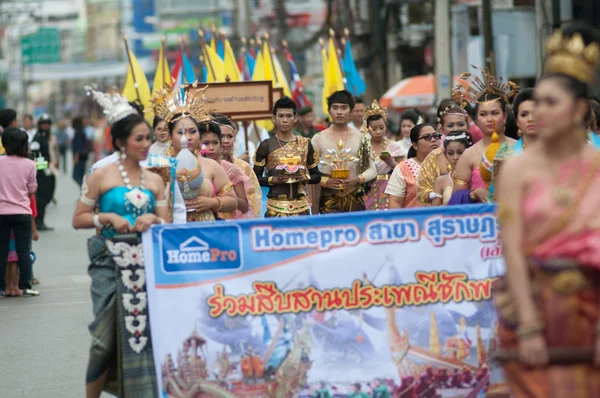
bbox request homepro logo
[167,237,238,264]
[160,225,243,273]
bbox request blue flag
[343,41,366,96]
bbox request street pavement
[0,168,114,397]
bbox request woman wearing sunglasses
[386,123,441,209]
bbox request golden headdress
[543,31,600,84]
[364,99,387,122]
[452,66,519,107]
[149,81,213,124]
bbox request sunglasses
[418,133,443,142]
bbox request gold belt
[266,198,310,215]
[376,174,390,181]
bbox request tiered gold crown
[364,99,387,122]
[149,81,213,124]
[544,31,600,84]
[452,66,519,107]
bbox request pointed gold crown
[364,99,387,122]
[148,81,213,124]
[544,31,600,84]
[452,66,519,107]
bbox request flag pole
[160,36,167,89]
[264,33,280,86]
[123,36,142,105]
[198,30,217,82]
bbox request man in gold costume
[253,97,321,217]
[311,90,376,213]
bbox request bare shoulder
[143,169,165,185]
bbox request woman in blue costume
[72,88,169,398]
[488,88,537,201]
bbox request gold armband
[359,174,366,184]
[155,199,168,208]
[452,170,469,186]
[253,155,266,167]
[214,197,223,212]
[320,176,329,187]
[517,323,544,338]
[268,176,275,185]
[218,182,234,196]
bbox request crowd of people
[1,20,600,398]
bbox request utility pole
[481,0,494,73]
[434,0,452,103]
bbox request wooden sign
[186,80,274,117]
[230,88,285,122]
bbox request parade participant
[362,100,396,211]
[450,67,519,203]
[487,88,537,201]
[389,109,421,162]
[348,97,365,131]
[493,25,600,397]
[72,88,169,397]
[31,114,58,231]
[0,128,39,298]
[293,106,319,139]
[213,113,262,218]
[417,103,469,204]
[254,96,320,217]
[431,131,473,206]
[161,85,237,222]
[312,90,375,213]
[386,123,440,209]
[198,120,253,219]
[149,116,170,156]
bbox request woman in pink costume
[451,68,518,203]
[493,25,600,397]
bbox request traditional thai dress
[364,139,394,211]
[87,185,160,397]
[385,158,422,209]
[253,136,320,217]
[416,147,448,204]
[311,131,376,213]
[495,153,600,398]
[217,159,256,220]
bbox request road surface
[0,171,114,397]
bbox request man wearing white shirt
[90,153,187,224]
[347,97,365,132]
[235,121,270,167]
[22,114,36,144]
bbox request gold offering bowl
[331,169,350,179]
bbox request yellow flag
[202,45,225,82]
[152,41,171,96]
[272,50,291,97]
[321,37,344,117]
[224,38,241,82]
[123,50,153,122]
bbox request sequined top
[98,186,155,237]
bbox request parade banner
[143,204,508,398]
